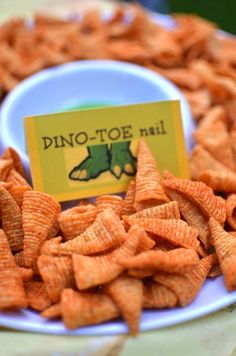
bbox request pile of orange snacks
[1,139,236,335]
[0,5,236,186]
[0,4,236,335]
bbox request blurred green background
[127,0,236,34]
[169,0,236,34]
[1,0,236,34]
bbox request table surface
[1,1,236,355]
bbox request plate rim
[1,277,236,335]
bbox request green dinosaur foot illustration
[110,141,136,179]
[69,144,110,181]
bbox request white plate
[0,277,236,334]
[0,12,235,335]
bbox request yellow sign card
[25,100,189,202]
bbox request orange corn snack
[131,218,199,250]
[183,88,211,120]
[163,173,226,224]
[226,194,236,230]
[206,69,236,104]
[212,36,236,67]
[58,204,97,241]
[152,67,202,90]
[208,264,221,278]
[155,238,177,252]
[154,255,214,306]
[72,224,143,290]
[189,145,236,192]
[7,184,32,208]
[6,168,31,187]
[0,229,27,309]
[189,144,226,180]
[81,9,103,32]
[78,199,92,206]
[40,303,61,319]
[190,146,236,192]
[22,191,60,268]
[40,236,63,256]
[209,218,236,291]
[119,248,199,273]
[122,180,136,216]
[127,268,156,279]
[152,30,182,68]
[189,59,236,102]
[136,231,155,253]
[61,289,120,329]
[0,185,24,252]
[143,282,177,308]
[55,209,126,256]
[37,255,75,303]
[134,139,169,210]
[123,201,180,226]
[197,106,227,131]
[72,252,122,291]
[1,147,26,178]
[208,253,221,278]
[48,221,60,239]
[18,267,33,282]
[0,158,13,181]
[193,119,235,170]
[230,122,236,151]
[197,245,208,258]
[14,251,25,267]
[96,194,124,217]
[174,14,216,51]
[199,169,236,193]
[15,251,38,274]
[0,181,13,190]
[167,189,210,249]
[108,39,151,64]
[24,281,52,311]
[104,275,143,335]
